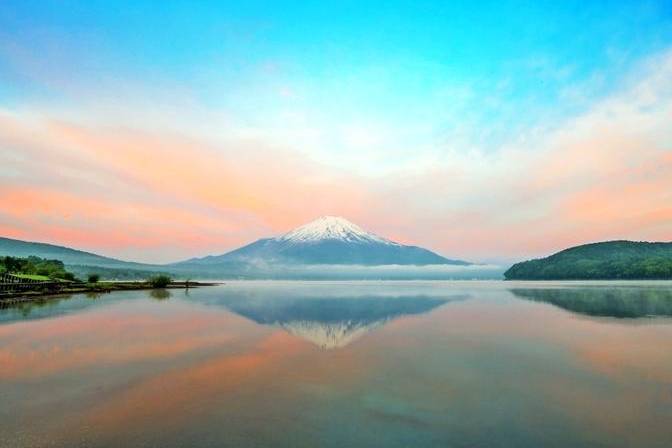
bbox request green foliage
[62,272,77,281]
[0,256,75,280]
[505,241,672,280]
[87,274,100,283]
[148,275,172,288]
[13,273,51,281]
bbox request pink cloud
[1,50,672,262]
[0,112,374,261]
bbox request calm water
[1,281,672,448]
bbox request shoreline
[0,281,219,305]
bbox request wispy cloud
[1,24,671,263]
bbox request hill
[0,237,169,279]
[0,236,139,267]
[504,241,672,280]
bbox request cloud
[366,49,672,260]
[0,111,370,261]
[1,47,671,263]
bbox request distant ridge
[0,236,141,267]
[0,236,168,279]
[177,216,470,266]
[505,240,672,280]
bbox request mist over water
[1,281,671,447]
[177,263,506,281]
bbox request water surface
[1,281,671,447]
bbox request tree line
[0,256,75,280]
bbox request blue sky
[1,1,671,262]
[3,1,670,153]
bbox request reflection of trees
[0,288,174,323]
[149,289,171,300]
[0,295,73,318]
[510,287,672,318]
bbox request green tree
[505,241,672,280]
[148,275,171,288]
[62,272,77,281]
[88,274,100,283]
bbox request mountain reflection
[510,287,672,318]
[209,294,462,349]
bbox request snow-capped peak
[278,216,397,245]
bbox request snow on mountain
[278,216,398,245]
[178,215,471,266]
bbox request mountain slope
[504,241,672,280]
[179,216,470,266]
[0,236,165,273]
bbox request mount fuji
[180,216,470,266]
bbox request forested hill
[504,241,672,280]
[0,236,143,268]
[0,236,169,279]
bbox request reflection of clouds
[0,303,247,380]
[1,283,672,446]
[536,323,672,445]
[567,323,672,384]
[423,291,672,385]
[70,332,308,441]
[411,294,672,445]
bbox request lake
[1,281,671,447]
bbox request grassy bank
[0,280,218,305]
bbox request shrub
[87,274,100,283]
[148,275,171,288]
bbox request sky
[1,0,671,264]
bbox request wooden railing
[0,273,61,294]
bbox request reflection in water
[149,289,172,300]
[0,289,172,323]
[1,282,671,448]
[0,294,90,322]
[510,286,672,318]
[210,294,460,349]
